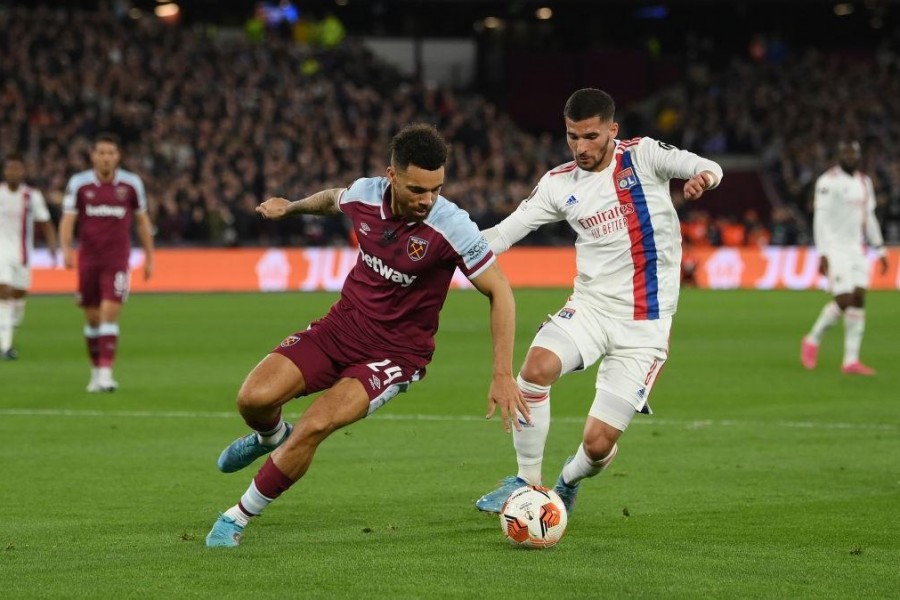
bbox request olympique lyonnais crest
[615,167,638,191]
[407,236,428,261]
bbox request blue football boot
[553,456,579,514]
[217,423,293,473]
[475,475,529,513]
[205,514,244,548]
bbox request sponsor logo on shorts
[280,335,301,347]
[369,374,382,390]
[558,308,576,319]
[637,387,646,399]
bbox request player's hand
[143,256,154,281]
[877,255,889,276]
[485,374,530,433]
[818,256,829,276]
[256,197,292,220]
[683,172,715,201]
[62,248,74,269]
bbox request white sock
[513,375,551,485]
[237,480,275,520]
[98,366,114,381]
[257,421,288,445]
[12,298,25,328]
[224,505,252,527]
[0,299,13,352]
[561,443,618,488]
[842,307,865,366]
[808,300,841,344]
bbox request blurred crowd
[1,6,896,248]
[652,43,900,245]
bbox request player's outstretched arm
[257,188,343,220]
[470,263,529,433]
[40,220,58,264]
[58,212,77,269]
[135,212,155,280]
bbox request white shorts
[0,260,30,290]
[827,253,869,296]
[532,297,671,430]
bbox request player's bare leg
[208,377,370,547]
[841,287,874,375]
[802,294,847,369]
[554,395,627,513]
[0,283,15,360]
[475,346,559,513]
[11,288,26,328]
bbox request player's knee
[582,434,617,462]
[236,383,277,413]
[519,360,558,388]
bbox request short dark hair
[93,132,121,149]
[389,124,449,171]
[564,88,616,122]
[5,151,24,164]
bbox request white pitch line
[0,408,895,431]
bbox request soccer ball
[500,485,567,548]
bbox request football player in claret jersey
[801,141,888,375]
[58,133,155,392]
[0,153,58,360]
[475,88,724,514]
[206,124,527,548]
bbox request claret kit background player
[59,133,155,392]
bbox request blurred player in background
[206,124,526,548]
[0,152,58,360]
[59,133,155,391]
[476,88,723,515]
[801,141,888,375]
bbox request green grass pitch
[1,289,898,598]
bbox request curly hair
[389,123,449,171]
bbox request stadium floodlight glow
[535,7,553,20]
[155,3,180,18]
[483,16,504,29]
[833,3,855,16]
[336,0,349,6]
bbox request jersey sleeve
[337,178,368,214]
[863,176,886,254]
[813,175,834,257]
[435,203,495,279]
[62,176,80,214]
[489,172,563,254]
[133,176,148,213]
[31,190,51,222]
[634,137,724,187]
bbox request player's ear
[609,121,620,137]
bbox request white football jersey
[813,166,884,259]
[0,182,51,266]
[490,137,723,320]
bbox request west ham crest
[407,236,428,261]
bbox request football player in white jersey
[0,153,58,360]
[476,88,723,514]
[801,141,888,375]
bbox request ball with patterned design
[500,485,567,548]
